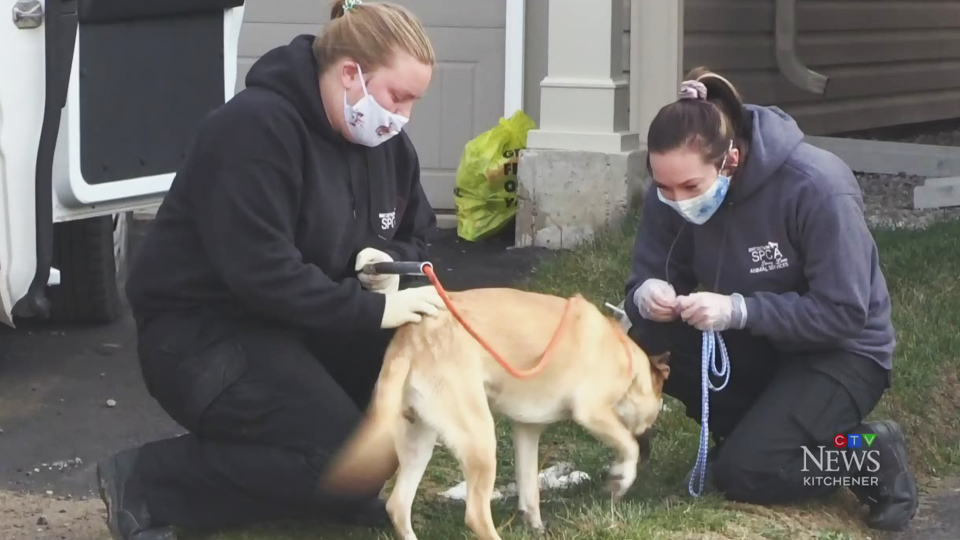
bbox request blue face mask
[657,141,734,225]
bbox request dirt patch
[0,490,109,540]
[720,491,876,540]
[422,224,556,290]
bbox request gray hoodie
[624,105,895,370]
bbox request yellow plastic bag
[454,110,536,242]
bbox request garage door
[237,0,507,212]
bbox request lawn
[190,214,960,540]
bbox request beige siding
[681,0,960,135]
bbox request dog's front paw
[605,463,636,500]
[520,509,545,533]
[605,475,629,500]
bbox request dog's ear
[649,352,671,379]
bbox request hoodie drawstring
[712,215,731,291]
[662,210,734,498]
[661,211,729,294]
[663,223,686,285]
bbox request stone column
[630,0,684,143]
[516,0,644,249]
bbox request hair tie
[343,0,363,14]
[679,80,708,101]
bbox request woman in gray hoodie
[624,67,918,532]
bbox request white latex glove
[633,279,679,322]
[677,292,747,332]
[380,286,447,329]
[355,247,400,294]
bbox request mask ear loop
[355,63,371,97]
[717,139,733,176]
[343,63,371,110]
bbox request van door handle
[12,0,43,29]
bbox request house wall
[682,0,960,135]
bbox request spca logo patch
[379,210,397,231]
[748,241,790,274]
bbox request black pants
[130,312,393,532]
[629,319,890,504]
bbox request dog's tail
[318,344,411,496]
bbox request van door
[1,1,246,325]
[0,0,49,326]
[53,0,246,216]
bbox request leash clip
[604,302,627,319]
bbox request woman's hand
[380,286,447,328]
[677,292,747,332]
[634,279,680,322]
[355,247,400,294]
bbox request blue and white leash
[687,330,731,497]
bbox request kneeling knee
[712,451,786,504]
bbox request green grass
[191,214,960,540]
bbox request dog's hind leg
[386,410,438,540]
[429,387,502,540]
[458,410,501,540]
[513,422,546,531]
[573,405,640,500]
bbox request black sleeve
[382,136,436,262]
[190,102,386,331]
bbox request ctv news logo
[800,433,881,487]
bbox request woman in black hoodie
[97,2,444,538]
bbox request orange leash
[423,263,571,378]
[421,263,632,379]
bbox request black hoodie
[125,34,436,332]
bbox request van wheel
[48,212,130,324]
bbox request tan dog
[321,288,670,540]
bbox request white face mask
[342,64,409,147]
[657,141,734,225]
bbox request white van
[1,1,245,327]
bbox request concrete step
[806,136,960,177]
[921,177,960,188]
[913,177,960,209]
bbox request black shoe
[97,448,178,540]
[849,420,919,531]
[317,496,390,528]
